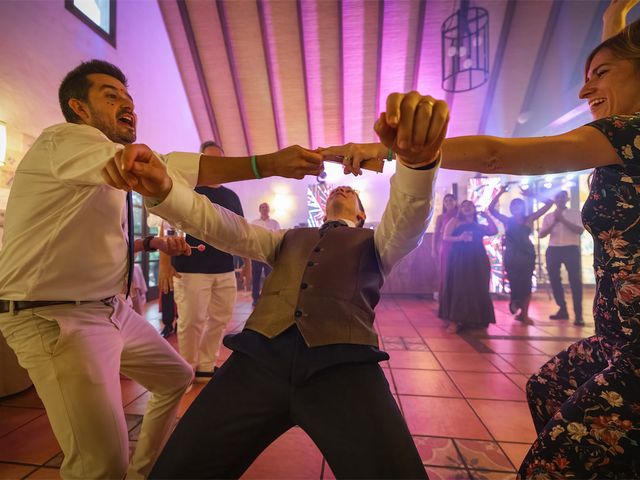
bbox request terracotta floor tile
[0,462,39,479]
[481,354,519,374]
[243,427,322,479]
[454,439,513,472]
[497,355,550,375]
[425,466,472,479]
[377,324,419,336]
[468,400,537,443]
[524,340,574,356]
[119,379,148,406]
[123,390,151,415]
[469,471,516,480]
[433,353,499,373]
[24,467,60,479]
[416,326,456,338]
[0,407,45,438]
[425,339,478,353]
[498,442,531,471]
[176,383,207,418]
[400,396,491,440]
[448,372,525,401]
[478,340,543,355]
[505,374,529,392]
[394,370,462,397]
[0,415,60,464]
[413,436,465,468]
[387,350,441,370]
[0,388,44,409]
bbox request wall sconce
[0,121,6,166]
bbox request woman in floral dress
[323,4,640,474]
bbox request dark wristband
[143,235,157,252]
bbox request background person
[250,202,280,307]
[539,190,585,325]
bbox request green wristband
[386,149,394,162]
[251,155,262,179]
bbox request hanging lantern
[441,0,489,92]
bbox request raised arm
[525,198,555,224]
[487,186,510,225]
[480,211,499,237]
[603,0,638,41]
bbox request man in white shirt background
[539,190,585,325]
[0,60,323,479]
[250,202,280,306]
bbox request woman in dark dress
[488,186,553,324]
[439,200,498,333]
[432,193,458,304]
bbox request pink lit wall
[0,0,199,161]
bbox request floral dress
[519,115,640,479]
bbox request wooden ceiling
[159,0,613,158]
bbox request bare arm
[538,215,554,238]
[442,219,469,242]
[603,0,638,40]
[487,187,510,225]
[480,213,499,237]
[440,126,621,175]
[525,199,555,224]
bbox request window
[65,0,116,47]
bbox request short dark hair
[200,140,224,154]
[59,60,128,123]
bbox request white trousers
[173,271,237,372]
[0,296,193,479]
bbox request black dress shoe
[574,317,585,326]
[160,325,174,338]
[509,301,520,315]
[549,309,569,320]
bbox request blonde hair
[585,19,640,80]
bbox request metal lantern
[441,0,489,92]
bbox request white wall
[0,0,199,172]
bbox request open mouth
[118,113,135,128]
[589,98,605,109]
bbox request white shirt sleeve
[375,161,439,276]
[50,124,123,186]
[147,178,285,265]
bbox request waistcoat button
[294,310,303,317]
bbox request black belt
[0,300,78,314]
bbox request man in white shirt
[0,60,323,479]
[102,92,447,479]
[539,190,585,325]
[250,202,280,306]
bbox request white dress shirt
[149,161,439,277]
[542,208,583,247]
[251,218,281,231]
[0,123,199,301]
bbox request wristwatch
[143,235,157,252]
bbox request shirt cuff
[145,179,195,232]
[392,156,440,198]
[159,152,201,188]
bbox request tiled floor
[0,289,596,479]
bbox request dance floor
[0,289,596,479]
